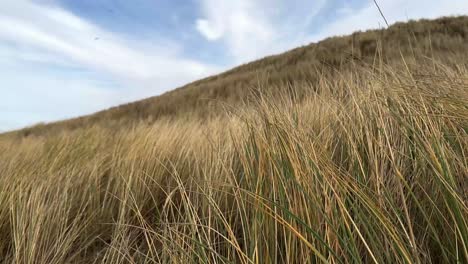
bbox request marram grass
[0,59,466,263]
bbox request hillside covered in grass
[9,15,468,137]
[0,16,466,263]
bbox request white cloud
[0,0,220,85]
[0,0,222,131]
[196,19,223,40]
[196,0,326,63]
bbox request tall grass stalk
[0,58,466,263]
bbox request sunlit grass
[0,58,466,263]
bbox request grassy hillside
[9,15,468,137]
[0,16,466,263]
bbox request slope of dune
[7,15,468,137]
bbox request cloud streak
[0,0,221,130]
[196,0,327,63]
[1,0,220,85]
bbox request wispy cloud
[1,0,220,86]
[195,0,327,63]
[0,0,221,130]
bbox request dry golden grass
[0,55,466,263]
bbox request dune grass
[0,57,467,263]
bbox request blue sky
[1,0,467,131]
